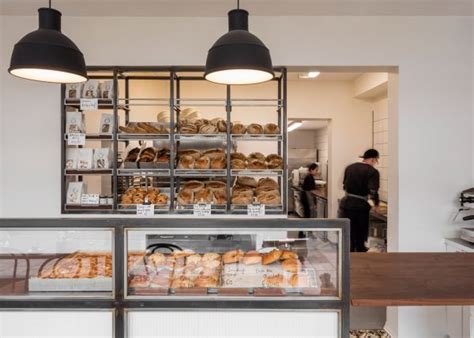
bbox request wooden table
[351,253,474,306]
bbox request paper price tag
[137,204,154,217]
[67,133,86,146]
[80,194,100,205]
[193,203,212,217]
[247,204,265,217]
[80,98,99,111]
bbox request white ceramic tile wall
[314,127,329,181]
[373,98,388,202]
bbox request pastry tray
[29,277,113,292]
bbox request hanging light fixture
[204,0,274,85]
[8,0,87,84]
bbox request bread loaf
[264,123,280,135]
[247,123,264,134]
[231,123,246,134]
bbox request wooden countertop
[351,253,474,306]
[311,187,327,200]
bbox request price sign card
[247,204,265,217]
[80,98,99,111]
[80,194,100,205]
[67,133,86,146]
[193,203,212,217]
[137,204,154,217]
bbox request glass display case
[0,218,349,338]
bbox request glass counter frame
[0,218,350,338]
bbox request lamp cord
[49,0,51,8]
[237,0,239,9]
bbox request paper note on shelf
[193,203,212,217]
[137,204,154,217]
[80,194,100,205]
[80,98,99,111]
[247,204,265,217]
[67,133,86,146]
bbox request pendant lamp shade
[204,9,273,85]
[9,8,87,84]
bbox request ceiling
[1,0,472,16]
[288,72,362,81]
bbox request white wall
[314,127,329,181]
[1,15,473,338]
[373,98,389,202]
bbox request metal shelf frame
[61,66,288,215]
[0,218,350,338]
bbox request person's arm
[368,169,380,206]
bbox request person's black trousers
[338,206,370,252]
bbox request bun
[154,194,169,205]
[281,259,302,273]
[264,123,280,135]
[247,123,264,135]
[242,251,262,265]
[231,123,246,134]
[199,124,219,134]
[263,274,285,288]
[248,152,265,161]
[236,176,258,188]
[210,156,226,169]
[182,180,205,192]
[212,190,227,205]
[178,149,201,160]
[177,189,193,205]
[177,155,195,169]
[267,158,283,169]
[247,159,267,170]
[217,120,228,132]
[179,124,198,134]
[231,152,247,161]
[280,250,298,261]
[262,249,282,265]
[194,188,212,204]
[231,159,246,169]
[206,181,226,191]
[223,249,244,264]
[195,156,211,169]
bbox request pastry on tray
[281,258,302,273]
[177,155,195,169]
[267,158,283,169]
[217,119,228,132]
[236,176,258,188]
[264,123,280,135]
[231,159,247,169]
[177,189,193,205]
[195,155,211,169]
[248,152,266,162]
[231,123,246,134]
[179,123,198,134]
[212,190,227,205]
[247,159,267,170]
[262,249,282,265]
[223,249,244,264]
[242,251,262,265]
[231,193,253,205]
[194,188,212,204]
[199,124,219,134]
[210,156,226,169]
[263,274,285,288]
[247,123,264,135]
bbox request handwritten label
[137,204,154,217]
[80,194,100,205]
[67,133,86,146]
[247,204,265,216]
[80,98,98,111]
[193,203,212,217]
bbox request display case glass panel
[0,229,113,298]
[126,228,341,298]
[127,310,339,337]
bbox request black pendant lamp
[204,0,274,85]
[8,1,87,84]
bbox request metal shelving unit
[61,66,288,215]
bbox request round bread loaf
[247,123,264,134]
[231,152,247,161]
[248,159,267,170]
[182,180,205,192]
[195,156,211,169]
[231,159,247,169]
[177,155,195,169]
[210,156,226,169]
[199,124,219,134]
[237,176,258,188]
[231,123,246,134]
[194,188,212,204]
[264,123,280,135]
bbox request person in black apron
[302,163,319,218]
[338,149,380,252]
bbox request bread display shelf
[117,168,171,177]
[174,169,227,177]
[231,134,283,142]
[231,169,284,177]
[64,98,127,111]
[118,133,170,141]
[174,134,227,141]
[65,169,113,176]
[64,133,113,141]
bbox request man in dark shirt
[338,149,380,252]
[302,163,318,218]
